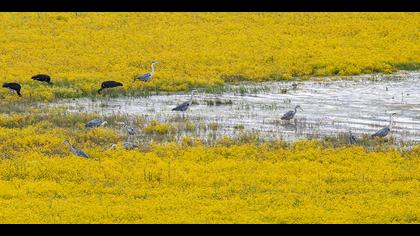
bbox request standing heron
[372,113,397,138]
[98,81,123,94]
[281,105,303,121]
[172,90,197,112]
[348,130,357,145]
[134,61,159,82]
[85,119,108,128]
[64,140,89,158]
[122,140,138,150]
[2,83,22,97]
[32,74,53,85]
[123,124,136,135]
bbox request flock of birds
[1,61,399,159]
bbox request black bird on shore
[2,83,22,97]
[98,81,123,94]
[32,74,53,85]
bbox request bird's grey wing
[127,127,136,135]
[136,73,151,81]
[372,127,389,137]
[76,149,89,158]
[350,135,357,144]
[172,101,189,111]
[281,111,294,120]
[86,119,101,127]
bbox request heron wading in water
[172,90,197,112]
[134,61,159,82]
[281,105,303,121]
[372,113,397,138]
[64,140,89,158]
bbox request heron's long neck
[388,115,394,128]
[151,64,155,74]
[189,92,194,105]
[294,107,298,113]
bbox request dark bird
[2,83,22,97]
[372,113,397,138]
[134,61,158,82]
[281,105,303,121]
[98,81,123,94]
[32,74,52,85]
[172,90,197,112]
[348,130,357,145]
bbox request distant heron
[122,140,137,150]
[348,130,357,145]
[64,140,89,158]
[98,81,123,94]
[85,119,108,128]
[32,74,53,85]
[372,113,397,138]
[2,83,22,97]
[281,105,303,121]
[109,141,137,150]
[172,90,197,112]
[123,124,136,135]
[134,61,158,82]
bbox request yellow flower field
[0,13,419,101]
[1,13,420,224]
[0,110,419,223]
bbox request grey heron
[348,130,357,145]
[85,119,108,128]
[281,105,303,121]
[123,124,136,135]
[116,122,136,135]
[122,141,137,150]
[64,140,89,158]
[372,113,397,138]
[172,90,197,112]
[134,61,158,82]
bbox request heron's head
[295,105,303,111]
[152,61,159,65]
[391,112,397,116]
[101,121,108,126]
[64,140,70,144]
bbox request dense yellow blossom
[0,13,419,101]
[0,111,419,223]
[1,13,420,223]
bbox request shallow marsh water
[43,72,420,144]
